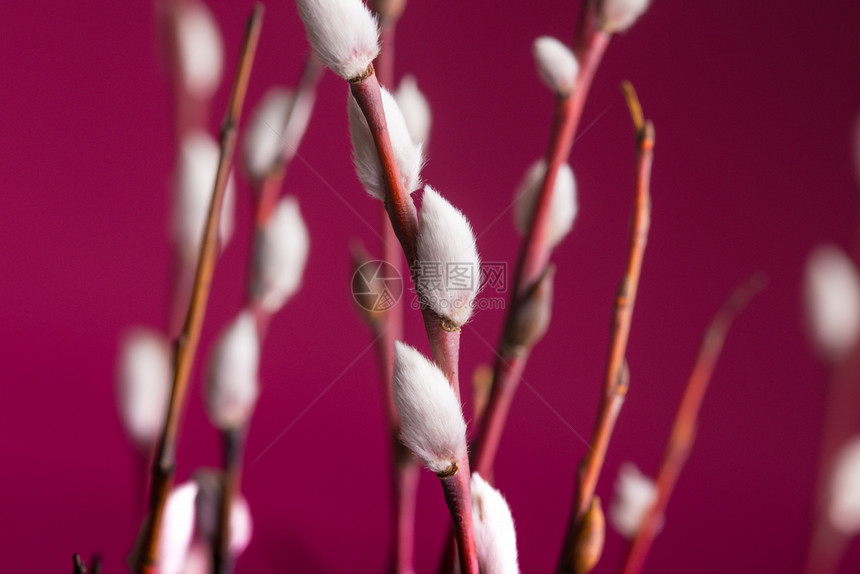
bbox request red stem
[471,354,528,477]
[439,459,480,574]
[468,27,611,485]
[374,23,421,573]
[349,73,419,263]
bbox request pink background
[1,0,859,572]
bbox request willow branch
[213,429,244,574]
[557,81,654,574]
[619,274,765,574]
[136,7,263,573]
[469,15,610,481]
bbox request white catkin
[296,0,379,81]
[205,311,260,430]
[415,186,481,327]
[471,473,520,574]
[256,196,310,313]
[804,244,860,362]
[392,342,467,474]
[513,159,577,249]
[348,87,423,200]
[533,37,579,95]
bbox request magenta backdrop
[1,0,859,572]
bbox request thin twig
[213,429,244,574]
[136,7,264,573]
[470,10,610,481]
[619,274,766,574]
[366,14,423,573]
[557,81,655,574]
[439,459,481,574]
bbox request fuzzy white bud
[804,244,860,362]
[229,495,254,556]
[609,463,658,538]
[533,37,579,96]
[296,0,380,81]
[416,186,481,327]
[173,129,236,265]
[206,311,260,430]
[348,87,424,200]
[471,473,520,574]
[829,436,860,535]
[255,196,310,313]
[392,342,467,474]
[160,481,199,574]
[243,87,315,181]
[395,75,432,146]
[600,0,650,33]
[514,160,577,249]
[116,328,171,448]
[176,2,224,99]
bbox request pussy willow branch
[367,12,422,573]
[619,274,765,574]
[557,81,654,574]
[136,7,263,573]
[248,54,323,336]
[470,11,610,480]
[439,460,480,574]
[350,66,476,574]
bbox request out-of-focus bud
[533,37,578,97]
[599,0,650,34]
[571,497,605,574]
[172,129,236,266]
[176,1,224,99]
[829,436,860,535]
[205,312,260,431]
[255,195,310,313]
[804,244,860,363]
[609,462,657,538]
[116,328,171,449]
[502,265,555,354]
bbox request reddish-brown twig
[365,9,423,571]
[619,274,766,574]
[136,7,263,573]
[212,429,243,574]
[557,81,654,574]
[349,69,419,262]
[470,8,610,481]
[350,64,476,574]
[438,459,481,574]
